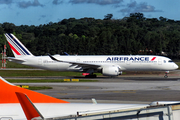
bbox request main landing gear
[85,74,97,78]
[164,71,169,78]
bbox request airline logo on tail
[4,33,33,57]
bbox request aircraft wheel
[85,74,97,78]
[164,75,168,78]
[164,71,169,78]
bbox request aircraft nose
[174,64,179,69]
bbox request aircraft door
[76,58,80,62]
[158,58,162,65]
[38,58,42,65]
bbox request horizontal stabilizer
[7,57,26,62]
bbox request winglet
[15,92,44,120]
[47,53,63,62]
[92,98,97,104]
[64,52,69,56]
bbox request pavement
[10,70,180,104]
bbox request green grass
[28,86,53,90]
[0,70,83,77]
[7,79,98,83]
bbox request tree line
[0,13,179,59]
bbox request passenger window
[164,60,166,63]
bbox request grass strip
[7,79,98,83]
[0,70,102,77]
[0,70,82,77]
[28,86,53,90]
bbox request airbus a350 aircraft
[5,33,178,77]
[1,76,180,120]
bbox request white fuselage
[0,103,148,120]
[11,55,178,72]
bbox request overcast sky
[0,0,179,26]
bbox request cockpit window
[168,60,173,63]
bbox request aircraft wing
[48,54,101,69]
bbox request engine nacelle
[102,66,121,76]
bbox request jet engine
[102,65,121,76]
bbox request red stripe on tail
[8,42,21,55]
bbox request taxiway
[9,72,180,104]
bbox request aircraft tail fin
[4,33,34,58]
[0,76,69,104]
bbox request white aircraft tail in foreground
[5,33,179,78]
[1,76,180,120]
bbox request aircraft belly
[42,62,69,71]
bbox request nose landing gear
[164,71,169,78]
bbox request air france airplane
[5,33,179,78]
